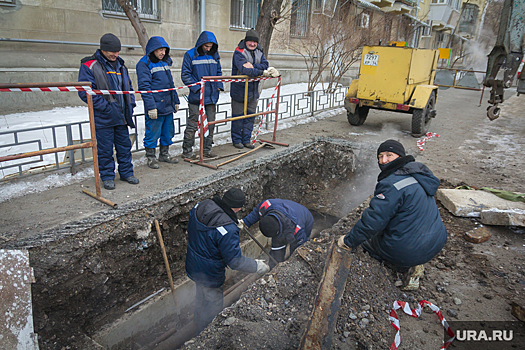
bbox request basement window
[290,0,310,37]
[102,0,160,21]
[230,0,261,29]
[0,0,16,5]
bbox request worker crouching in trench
[239,199,314,269]
[338,139,448,290]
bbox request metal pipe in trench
[146,273,261,350]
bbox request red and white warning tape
[251,77,281,144]
[389,300,455,350]
[0,86,92,93]
[196,76,279,139]
[87,82,202,95]
[197,80,209,138]
[204,76,275,83]
[1,76,279,142]
[417,132,440,151]
[0,83,202,95]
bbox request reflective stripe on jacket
[185,199,256,288]
[181,31,223,106]
[345,162,448,267]
[136,36,180,115]
[78,49,136,128]
[230,40,269,103]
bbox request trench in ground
[7,138,377,350]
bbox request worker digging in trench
[338,139,448,290]
[185,187,270,335]
[238,198,314,269]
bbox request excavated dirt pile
[182,186,525,350]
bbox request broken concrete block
[463,226,492,243]
[480,208,525,227]
[0,250,38,350]
[437,189,525,224]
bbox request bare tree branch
[116,0,149,53]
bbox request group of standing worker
[79,30,278,190]
[78,31,448,337]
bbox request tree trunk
[116,0,149,53]
[255,0,285,55]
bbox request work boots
[203,138,217,158]
[401,265,425,291]
[158,145,179,164]
[145,147,159,169]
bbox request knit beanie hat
[259,215,280,238]
[245,29,259,43]
[100,33,121,52]
[377,139,406,157]
[222,188,246,208]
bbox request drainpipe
[200,0,206,33]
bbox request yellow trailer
[344,45,440,136]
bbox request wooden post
[87,93,101,197]
[155,220,176,294]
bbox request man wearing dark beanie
[78,33,139,190]
[185,187,269,335]
[230,29,279,149]
[338,139,447,291]
[241,198,314,268]
[100,33,121,52]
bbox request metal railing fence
[0,86,348,181]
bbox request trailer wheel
[411,91,435,137]
[347,106,370,126]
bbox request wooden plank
[298,240,353,350]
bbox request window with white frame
[102,0,160,20]
[312,0,338,17]
[312,0,323,13]
[230,0,261,29]
[355,12,370,29]
[290,0,310,37]
[422,20,432,36]
[431,0,446,4]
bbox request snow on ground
[0,83,345,202]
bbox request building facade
[0,0,487,112]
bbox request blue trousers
[231,99,257,144]
[95,125,134,181]
[143,113,174,149]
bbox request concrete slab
[0,249,39,349]
[436,189,525,227]
[480,208,525,227]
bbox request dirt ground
[2,87,525,349]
